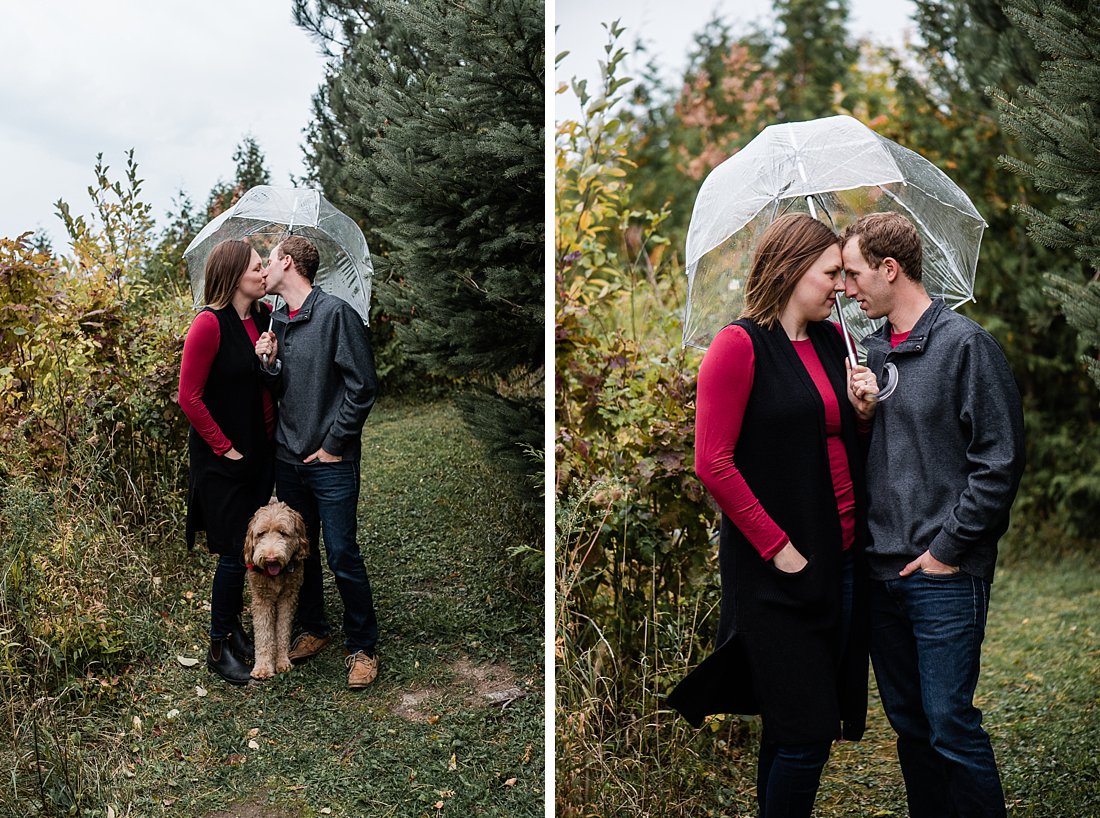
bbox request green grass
[558,547,1100,817]
[1,398,543,818]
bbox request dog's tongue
[265,564,282,577]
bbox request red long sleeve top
[178,310,276,455]
[695,323,864,560]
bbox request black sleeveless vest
[187,303,270,459]
[668,318,868,744]
[185,303,273,553]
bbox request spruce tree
[297,0,544,492]
[772,0,859,121]
[205,136,273,218]
[992,0,1100,389]
[911,0,1100,533]
[913,0,1039,95]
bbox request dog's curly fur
[243,501,309,680]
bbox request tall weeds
[555,487,760,817]
[0,164,190,816]
[0,421,189,815]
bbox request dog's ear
[290,508,309,561]
[243,513,257,566]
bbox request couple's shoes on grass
[288,632,380,689]
[206,630,378,689]
[206,627,255,686]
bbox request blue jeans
[210,554,246,639]
[757,740,831,817]
[275,458,378,655]
[870,571,1005,818]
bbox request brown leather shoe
[288,633,331,664]
[345,651,379,689]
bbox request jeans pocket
[918,567,964,580]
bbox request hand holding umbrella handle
[835,292,899,402]
[256,331,277,370]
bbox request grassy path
[105,399,542,817]
[557,549,1099,817]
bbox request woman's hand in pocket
[223,447,244,461]
[773,541,808,574]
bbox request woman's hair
[840,211,923,282]
[203,239,254,309]
[740,212,839,330]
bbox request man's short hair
[842,212,923,282]
[278,236,321,283]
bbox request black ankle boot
[227,627,255,665]
[208,638,253,686]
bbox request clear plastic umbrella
[683,115,986,352]
[184,185,372,324]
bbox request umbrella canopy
[185,185,372,323]
[683,115,986,350]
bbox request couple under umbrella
[668,116,1026,818]
[177,187,383,690]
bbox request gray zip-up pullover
[862,299,1025,582]
[268,287,377,464]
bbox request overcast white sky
[2,3,921,247]
[556,0,919,120]
[0,1,330,246]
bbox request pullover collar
[863,297,946,357]
[274,287,321,326]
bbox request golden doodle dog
[243,501,309,680]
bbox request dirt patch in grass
[452,656,527,708]
[203,802,301,818]
[393,685,448,721]
[390,656,528,721]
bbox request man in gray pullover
[842,213,1025,818]
[256,236,380,689]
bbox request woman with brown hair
[179,239,276,686]
[668,213,879,816]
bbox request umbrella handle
[877,362,900,401]
[833,294,860,369]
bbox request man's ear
[882,257,901,282]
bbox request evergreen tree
[910,0,1100,535]
[293,1,435,250]
[772,0,859,120]
[991,0,1100,390]
[143,192,202,297]
[205,135,272,219]
[913,0,1039,95]
[297,0,544,492]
